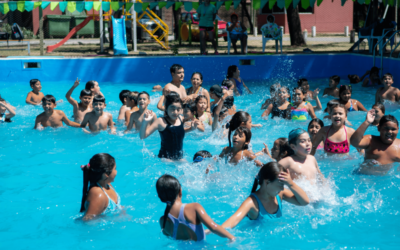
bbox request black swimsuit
[271,103,287,119]
[158,117,185,160]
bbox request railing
[372,30,400,77]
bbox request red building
[257,1,353,34]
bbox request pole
[100,0,104,53]
[395,0,398,46]
[39,6,43,55]
[132,0,137,52]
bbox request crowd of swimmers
[1,64,400,242]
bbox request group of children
[2,63,400,243]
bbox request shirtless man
[157,64,188,111]
[80,95,116,134]
[34,95,80,129]
[65,78,93,123]
[125,91,157,132]
[26,79,45,106]
[351,110,400,175]
[375,73,400,104]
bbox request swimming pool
[2,55,400,249]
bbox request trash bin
[46,15,71,38]
[73,16,94,38]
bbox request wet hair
[308,118,324,130]
[324,99,340,113]
[348,75,361,84]
[164,94,183,119]
[42,95,56,104]
[379,115,399,128]
[167,91,180,98]
[209,85,223,98]
[128,91,139,104]
[223,96,234,109]
[119,90,131,104]
[193,150,212,163]
[30,79,40,87]
[156,174,181,229]
[279,86,291,102]
[80,153,116,212]
[233,127,252,150]
[170,64,183,74]
[138,91,150,100]
[382,73,393,80]
[226,65,238,79]
[251,162,285,194]
[288,128,307,146]
[194,95,208,116]
[183,102,196,114]
[330,75,340,85]
[93,95,105,104]
[329,104,347,115]
[191,72,203,82]
[297,78,308,87]
[370,66,379,75]
[80,89,92,98]
[228,111,251,147]
[339,85,352,100]
[274,137,290,159]
[221,79,234,89]
[292,87,306,101]
[372,103,385,115]
[85,80,97,91]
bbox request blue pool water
[2,76,400,249]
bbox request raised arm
[254,143,272,159]
[139,110,160,139]
[312,89,322,111]
[221,197,254,229]
[61,111,80,128]
[0,102,16,119]
[65,78,80,107]
[261,103,273,119]
[157,95,165,111]
[242,81,253,94]
[359,70,370,81]
[212,91,230,132]
[194,203,235,240]
[279,170,310,206]
[350,110,375,149]
[311,128,325,155]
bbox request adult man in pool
[351,110,400,175]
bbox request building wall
[257,1,353,34]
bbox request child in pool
[278,128,324,182]
[297,78,313,100]
[227,65,252,95]
[257,138,290,162]
[375,73,400,104]
[157,64,188,111]
[124,91,139,126]
[323,99,353,126]
[210,84,235,114]
[152,85,163,92]
[140,94,185,161]
[338,85,367,112]
[26,79,45,105]
[227,111,262,145]
[80,95,116,134]
[80,153,121,221]
[0,96,16,123]
[219,127,263,167]
[371,103,385,126]
[212,91,231,132]
[85,80,103,97]
[65,78,93,123]
[156,174,234,241]
[261,83,281,110]
[362,67,381,87]
[118,90,131,120]
[221,162,309,228]
[182,102,204,132]
[186,72,211,111]
[125,91,157,132]
[323,75,340,98]
[194,95,212,126]
[350,112,400,175]
[287,87,316,121]
[193,150,213,174]
[34,95,80,129]
[311,104,356,156]
[348,74,361,84]
[308,118,324,150]
[262,86,290,119]
[221,78,235,92]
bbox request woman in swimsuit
[262,86,290,119]
[80,153,122,221]
[156,174,234,241]
[221,162,309,228]
[338,85,367,112]
[311,104,356,156]
[227,65,252,96]
[287,87,316,121]
[140,94,185,161]
[308,118,324,150]
[194,95,213,126]
[186,72,210,111]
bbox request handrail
[390,31,400,58]
[372,29,397,66]
[373,30,400,77]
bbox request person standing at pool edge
[80,153,122,221]
[157,64,188,111]
[156,174,234,241]
[198,0,218,55]
[141,94,185,161]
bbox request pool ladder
[373,30,400,77]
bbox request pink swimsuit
[324,126,350,154]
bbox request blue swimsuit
[348,99,355,112]
[248,193,282,221]
[233,78,244,95]
[167,204,206,241]
[85,183,122,214]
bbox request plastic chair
[226,28,248,55]
[261,24,282,54]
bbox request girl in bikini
[308,118,324,151]
[287,87,316,121]
[221,162,309,229]
[338,85,367,112]
[311,104,356,156]
[194,95,213,126]
[186,72,211,111]
[80,153,122,221]
[262,86,290,119]
[156,174,234,241]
